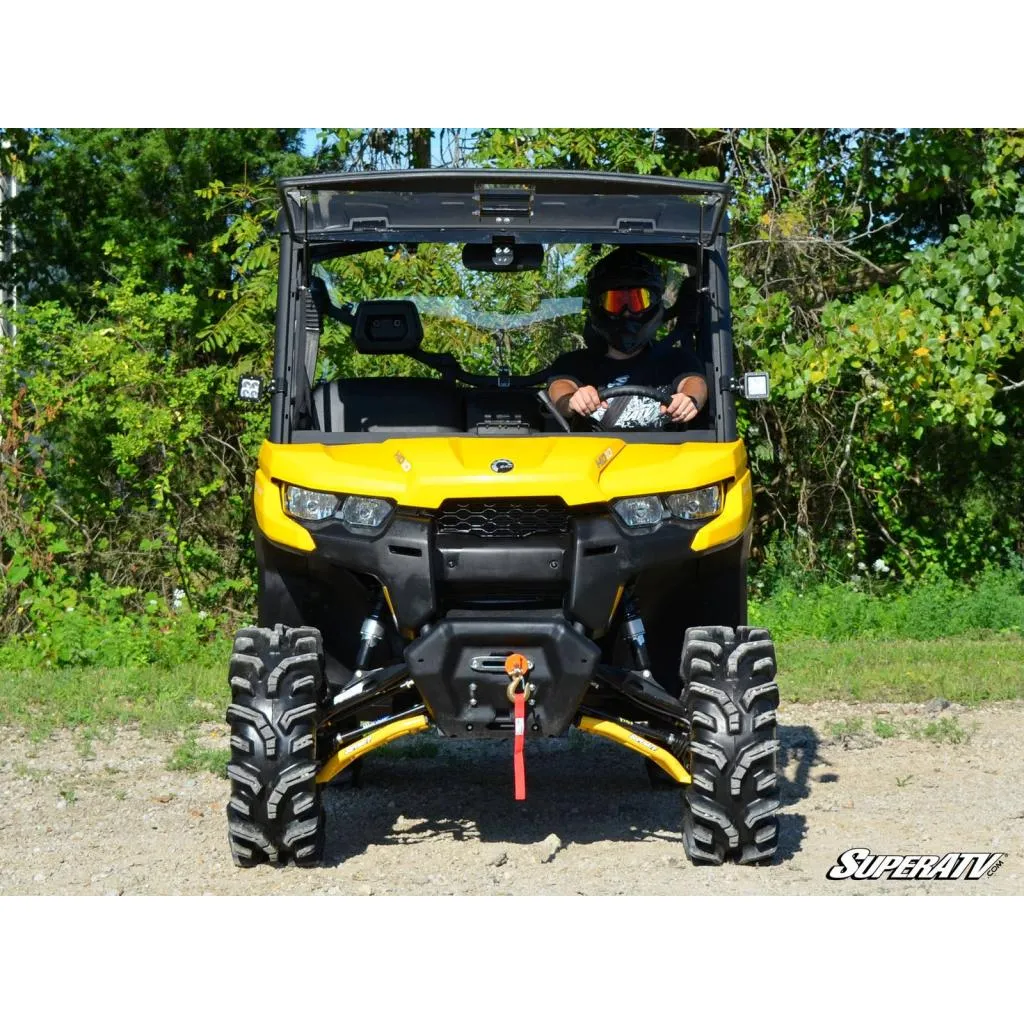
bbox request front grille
[434,499,571,539]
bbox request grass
[828,713,974,746]
[0,639,1019,748]
[0,663,227,741]
[918,717,974,745]
[13,762,45,782]
[777,636,1024,704]
[751,564,1024,641]
[872,718,898,739]
[829,716,865,741]
[74,728,97,760]
[166,736,230,776]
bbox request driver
[547,248,708,427]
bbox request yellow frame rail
[577,715,691,784]
[316,714,430,785]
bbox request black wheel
[225,624,327,867]
[680,625,780,865]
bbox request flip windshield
[312,243,690,381]
[278,169,731,245]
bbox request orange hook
[504,652,530,677]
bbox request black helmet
[586,249,665,355]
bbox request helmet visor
[600,287,654,316]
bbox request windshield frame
[269,191,739,448]
[277,169,731,248]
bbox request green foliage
[750,563,1024,642]
[0,574,229,669]
[778,637,1023,704]
[0,277,261,642]
[3,127,1024,668]
[0,128,307,325]
[167,735,229,775]
[919,717,972,745]
[0,662,229,739]
[474,128,671,176]
[728,130,1024,579]
[829,716,865,740]
[872,718,897,739]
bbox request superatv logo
[826,848,1005,881]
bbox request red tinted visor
[600,287,654,315]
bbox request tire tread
[680,625,780,866]
[225,624,326,868]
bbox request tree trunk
[409,129,432,169]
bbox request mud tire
[680,625,780,865]
[225,624,327,867]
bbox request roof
[276,169,731,246]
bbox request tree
[0,129,308,327]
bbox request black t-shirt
[547,343,704,393]
[547,343,706,430]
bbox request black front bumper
[267,505,721,634]
[404,610,600,737]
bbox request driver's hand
[662,392,700,423]
[568,385,607,417]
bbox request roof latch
[616,217,656,232]
[475,184,534,222]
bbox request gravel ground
[2,700,1022,895]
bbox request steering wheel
[585,384,674,432]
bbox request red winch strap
[513,690,527,801]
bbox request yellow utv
[226,169,779,868]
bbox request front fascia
[254,436,751,557]
[258,436,746,506]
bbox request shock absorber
[354,595,387,672]
[621,594,652,675]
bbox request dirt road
[2,700,1022,895]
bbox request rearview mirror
[462,243,544,272]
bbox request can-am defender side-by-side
[226,170,779,867]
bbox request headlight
[612,485,724,529]
[613,495,665,527]
[339,495,393,529]
[285,485,339,521]
[284,487,395,530]
[665,485,723,521]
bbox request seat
[311,377,465,433]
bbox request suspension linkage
[320,662,412,730]
[591,664,689,725]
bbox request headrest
[351,300,424,355]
